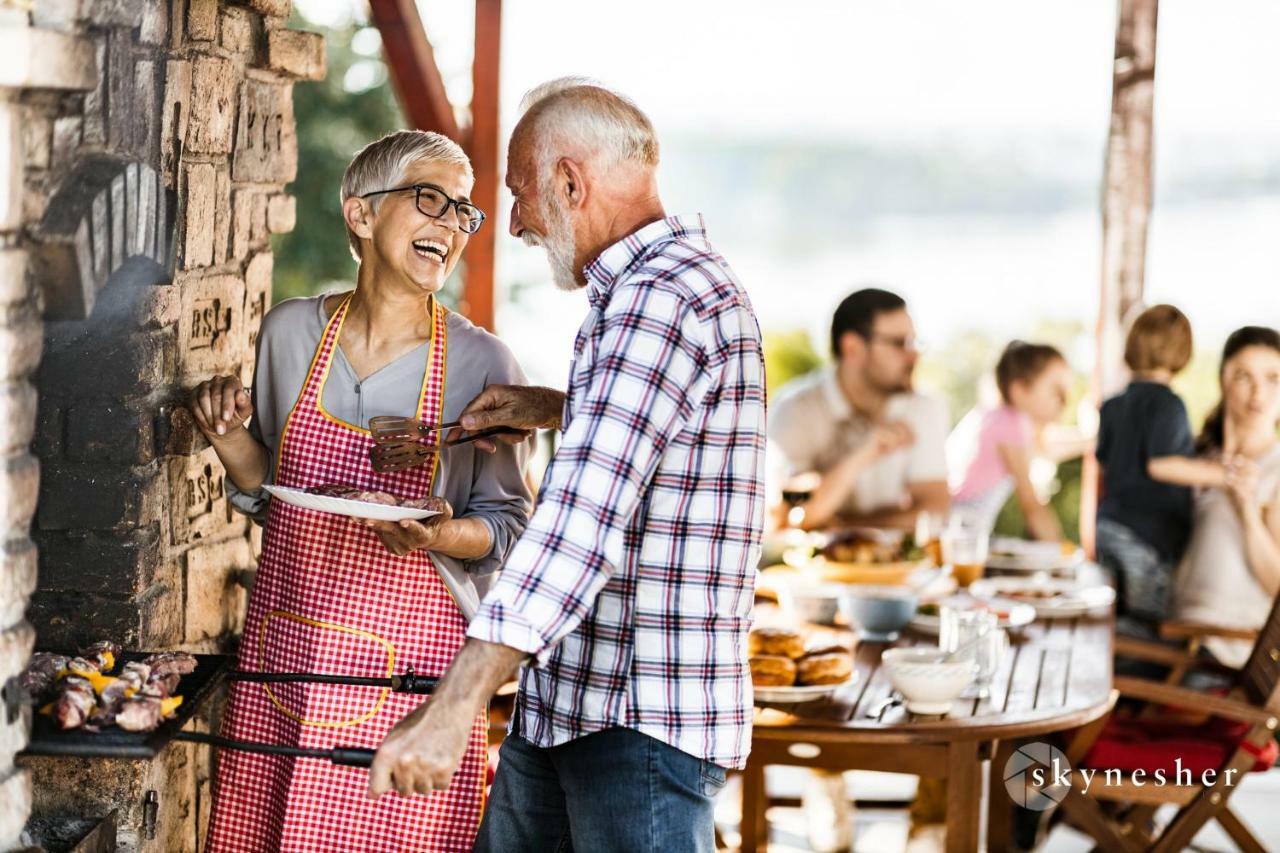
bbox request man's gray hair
[340,129,473,260]
[517,77,658,181]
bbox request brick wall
[1,1,323,849]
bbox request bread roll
[796,652,853,686]
[748,627,805,659]
[749,655,797,687]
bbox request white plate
[264,485,442,522]
[754,674,858,704]
[908,596,1036,635]
[986,538,1085,573]
[968,577,1115,618]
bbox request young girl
[949,341,1077,539]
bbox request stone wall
[1,1,323,849]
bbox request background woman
[194,130,531,851]
[1173,326,1280,668]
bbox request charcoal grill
[16,651,438,770]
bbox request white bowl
[880,647,977,715]
[776,582,843,625]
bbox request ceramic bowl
[880,646,977,714]
[838,585,919,640]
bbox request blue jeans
[474,726,727,853]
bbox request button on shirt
[467,215,767,769]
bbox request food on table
[305,484,439,509]
[821,532,904,564]
[21,642,197,733]
[749,655,797,687]
[747,627,805,659]
[805,531,926,585]
[796,652,853,686]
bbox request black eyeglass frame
[359,184,487,234]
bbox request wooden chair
[1057,594,1280,852]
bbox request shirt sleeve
[466,283,710,661]
[906,395,950,483]
[1145,392,1194,459]
[456,346,534,576]
[226,315,277,522]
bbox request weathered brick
[133,59,160,165]
[50,115,81,171]
[156,402,207,458]
[0,454,38,534]
[187,0,218,41]
[0,381,37,455]
[38,321,172,402]
[166,447,232,545]
[30,0,78,31]
[22,107,51,171]
[182,161,216,269]
[0,102,20,232]
[106,28,136,153]
[139,0,169,45]
[160,59,192,183]
[0,537,37,630]
[66,402,155,465]
[136,281,181,329]
[266,29,326,81]
[0,620,33,681]
[245,0,290,19]
[37,525,167,598]
[186,56,239,155]
[88,0,149,27]
[232,80,297,183]
[0,319,42,382]
[177,273,247,379]
[221,5,257,56]
[230,188,255,260]
[266,193,295,233]
[80,40,107,146]
[212,167,232,265]
[0,768,31,850]
[185,536,251,646]
[27,583,181,651]
[36,462,158,532]
[0,249,26,306]
[244,251,272,352]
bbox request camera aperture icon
[1004,742,1072,811]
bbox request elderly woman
[195,130,530,852]
[1173,326,1280,668]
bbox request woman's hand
[361,499,455,556]
[190,375,253,440]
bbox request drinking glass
[942,526,989,587]
[939,607,1007,698]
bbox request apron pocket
[257,609,397,728]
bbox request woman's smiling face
[364,159,474,294]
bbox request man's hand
[453,384,565,453]
[359,499,454,556]
[1225,457,1261,517]
[367,700,472,798]
[368,639,528,800]
[858,421,915,462]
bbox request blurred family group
[768,289,1280,663]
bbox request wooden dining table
[742,589,1117,852]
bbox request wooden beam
[1083,0,1159,556]
[462,0,502,332]
[368,0,461,141]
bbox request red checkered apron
[206,294,485,852]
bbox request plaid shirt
[467,215,766,768]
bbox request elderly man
[771,287,950,532]
[368,79,767,852]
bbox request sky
[295,1,1280,385]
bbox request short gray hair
[517,78,658,183]
[340,130,473,260]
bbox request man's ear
[558,157,588,211]
[343,196,374,241]
[840,332,865,366]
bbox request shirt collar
[582,214,707,308]
[821,366,854,421]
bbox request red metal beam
[462,0,502,332]
[368,0,461,142]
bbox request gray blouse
[229,293,533,618]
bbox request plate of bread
[749,627,857,703]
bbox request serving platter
[968,577,1115,619]
[754,673,858,704]
[264,484,442,522]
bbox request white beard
[523,194,580,292]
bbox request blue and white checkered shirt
[467,214,766,768]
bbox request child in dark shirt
[1096,305,1243,632]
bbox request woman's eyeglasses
[360,184,487,234]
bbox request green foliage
[763,329,824,399]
